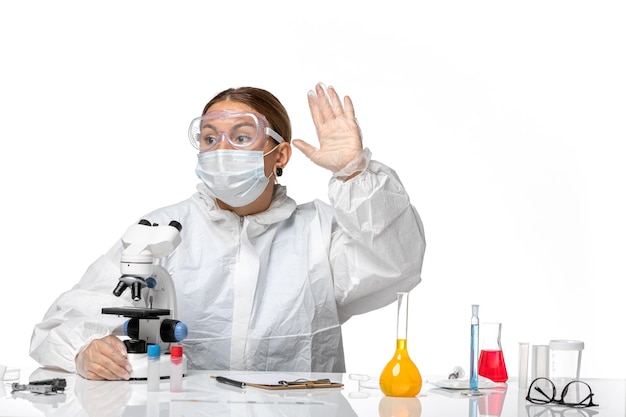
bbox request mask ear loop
[264,144,283,182]
[263,144,279,155]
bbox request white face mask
[195,147,277,208]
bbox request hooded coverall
[30,158,425,373]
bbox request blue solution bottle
[147,344,161,392]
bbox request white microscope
[102,219,188,380]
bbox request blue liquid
[470,323,479,391]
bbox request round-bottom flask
[379,292,422,397]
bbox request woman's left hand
[292,83,364,174]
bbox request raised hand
[292,83,364,176]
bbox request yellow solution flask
[379,291,422,397]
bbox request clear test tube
[531,345,550,380]
[518,342,529,389]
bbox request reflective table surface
[1,368,624,416]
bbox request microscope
[102,219,188,380]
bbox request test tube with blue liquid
[463,304,484,397]
[470,304,479,391]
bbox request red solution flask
[478,322,508,382]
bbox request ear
[275,142,292,169]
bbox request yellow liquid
[379,339,422,397]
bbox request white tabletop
[1,368,624,416]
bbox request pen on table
[212,376,246,389]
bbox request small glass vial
[170,345,184,393]
[147,344,161,392]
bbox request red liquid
[478,349,508,382]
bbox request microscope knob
[124,318,140,339]
[160,319,188,342]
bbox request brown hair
[202,87,292,143]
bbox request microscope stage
[102,306,171,318]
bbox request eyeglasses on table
[526,377,599,408]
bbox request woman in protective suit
[30,83,426,380]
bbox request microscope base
[127,353,188,380]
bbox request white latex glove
[75,335,131,380]
[292,83,365,177]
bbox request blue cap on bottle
[147,344,161,358]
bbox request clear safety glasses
[189,111,285,152]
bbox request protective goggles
[189,111,285,152]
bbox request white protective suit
[30,158,425,373]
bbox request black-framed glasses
[526,377,599,408]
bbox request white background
[1,1,624,380]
